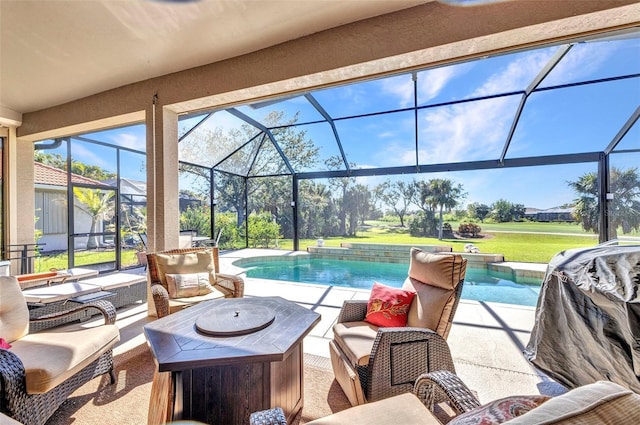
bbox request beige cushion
[21,282,101,304]
[0,276,29,342]
[402,248,467,338]
[167,287,228,314]
[504,381,640,424]
[307,392,440,425]
[10,324,120,394]
[402,277,455,335]
[329,340,366,406]
[165,272,214,298]
[154,250,217,291]
[408,248,467,290]
[332,321,378,366]
[81,273,146,290]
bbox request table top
[144,296,321,372]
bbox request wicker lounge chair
[146,247,244,318]
[0,276,119,425]
[329,248,467,405]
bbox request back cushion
[402,249,467,336]
[408,248,467,290]
[402,277,454,334]
[154,250,216,290]
[0,276,30,342]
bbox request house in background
[34,162,103,252]
[525,207,576,222]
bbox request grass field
[276,221,602,264]
[33,221,632,270]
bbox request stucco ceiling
[0,0,430,118]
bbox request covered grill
[524,244,640,392]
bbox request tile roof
[34,162,104,187]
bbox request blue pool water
[238,257,542,307]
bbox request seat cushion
[10,324,120,394]
[332,321,378,366]
[504,381,640,424]
[307,392,440,425]
[168,286,228,314]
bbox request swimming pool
[237,257,542,307]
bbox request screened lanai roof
[177,29,640,179]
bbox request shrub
[458,222,482,238]
[246,211,281,248]
[409,211,438,237]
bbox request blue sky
[45,32,639,211]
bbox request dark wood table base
[174,343,303,424]
[145,297,320,425]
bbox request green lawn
[276,221,599,264]
[35,250,140,272]
[33,221,608,270]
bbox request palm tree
[568,167,640,239]
[427,178,466,240]
[73,188,115,249]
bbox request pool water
[239,257,542,307]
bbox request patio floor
[113,248,566,409]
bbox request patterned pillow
[165,272,214,298]
[448,395,551,425]
[365,282,416,327]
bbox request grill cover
[524,245,640,392]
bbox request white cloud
[112,132,145,151]
[542,42,612,86]
[72,143,112,171]
[380,76,413,108]
[417,65,461,103]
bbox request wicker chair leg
[109,368,116,384]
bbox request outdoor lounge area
[2,245,637,424]
[1,1,640,424]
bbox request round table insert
[195,303,275,336]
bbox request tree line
[34,111,640,249]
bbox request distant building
[525,206,575,222]
[34,162,105,252]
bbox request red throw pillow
[0,338,11,349]
[448,395,551,425]
[365,282,416,327]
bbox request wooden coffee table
[144,296,321,425]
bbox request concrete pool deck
[221,248,566,404]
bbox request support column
[598,152,610,243]
[292,176,299,252]
[5,129,36,274]
[146,96,180,253]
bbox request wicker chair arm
[336,300,368,323]
[215,273,244,298]
[249,407,288,425]
[151,283,171,318]
[0,348,27,390]
[366,327,456,402]
[29,299,117,325]
[413,370,481,415]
